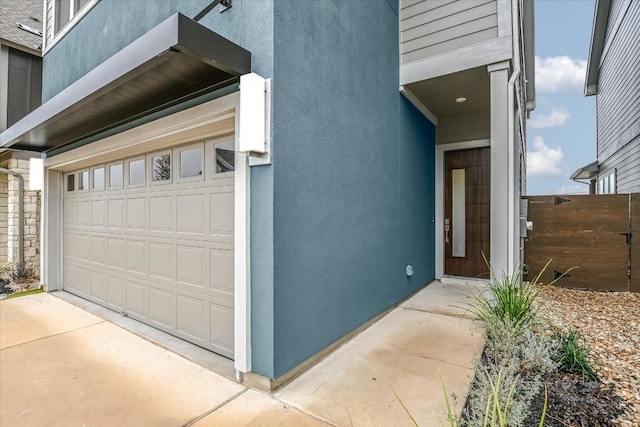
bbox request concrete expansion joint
[181,388,249,427]
[272,396,339,427]
[0,320,106,351]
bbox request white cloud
[529,106,570,128]
[527,136,568,178]
[556,183,589,195]
[535,56,587,92]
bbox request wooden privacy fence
[523,194,639,292]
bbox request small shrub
[517,328,559,374]
[554,328,596,380]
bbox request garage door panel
[64,233,77,259]
[91,236,106,265]
[107,199,125,229]
[64,200,77,225]
[91,200,106,228]
[210,304,233,358]
[149,287,174,328]
[210,250,234,293]
[90,271,107,303]
[63,137,235,359]
[210,192,234,235]
[107,276,125,311]
[126,280,147,319]
[77,201,90,226]
[176,294,206,342]
[76,267,91,297]
[126,240,147,275]
[107,238,125,270]
[77,235,91,262]
[126,197,147,230]
[176,245,208,290]
[149,243,175,281]
[149,196,174,232]
[64,264,77,292]
[177,194,206,234]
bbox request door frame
[435,139,490,279]
[41,93,253,374]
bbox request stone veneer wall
[5,159,40,276]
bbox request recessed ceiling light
[455,97,467,103]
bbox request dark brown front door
[444,148,490,277]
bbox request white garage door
[62,137,236,358]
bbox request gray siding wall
[400,0,498,64]
[599,134,640,193]
[596,0,640,192]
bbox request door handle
[444,219,450,243]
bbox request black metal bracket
[554,196,571,205]
[620,231,632,245]
[554,270,571,280]
[194,0,232,22]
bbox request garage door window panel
[128,158,145,187]
[150,151,172,184]
[213,139,235,174]
[77,169,89,192]
[92,166,105,191]
[65,173,75,193]
[178,143,204,182]
[109,162,124,189]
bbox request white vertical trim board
[435,139,490,279]
[234,94,252,374]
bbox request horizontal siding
[596,0,640,160]
[596,1,639,154]
[606,0,626,41]
[599,134,640,193]
[400,0,498,64]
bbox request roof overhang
[570,160,599,181]
[585,0,611,96]
[522,0,536,112]
[0,13,251,153]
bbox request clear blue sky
[526,0,596,195]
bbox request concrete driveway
[0,282,484,426]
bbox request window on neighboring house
[7,48,42,127]
[54,0,90,35]
[598,170,616,194]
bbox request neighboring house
[0,0,43,274]
[0,0,534,387]
[573,0,640,194]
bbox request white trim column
[488,61,511,276]
[42,168,63,290]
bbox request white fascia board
[400,37,512,85]
[399,86,438,125]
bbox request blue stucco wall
[42,0,274,100]
[267,0,436,379]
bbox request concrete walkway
[0,282,485,426]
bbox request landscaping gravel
[539,286,640,426]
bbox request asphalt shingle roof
[0,0,43,52]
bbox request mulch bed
[460,286,639,426]
[539,287,640,426]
